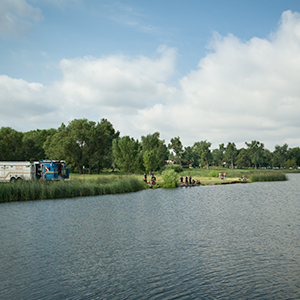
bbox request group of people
[143,173,157,185]
[219,172,226,179]
[180,175,200,186]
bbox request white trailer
[0,161,34,182]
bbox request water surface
[1,174,300,299]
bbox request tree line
[1,118,300,174]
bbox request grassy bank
[0,177,146,203]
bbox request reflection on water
[1,174,300,299]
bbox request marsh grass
[249,172,287,182]
[0,177,145,203]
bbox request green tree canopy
[141,132,168,172]
[274,143,288,168]
[236,148,251,168]
[245,140,264,169]
[193,140,212,169]
[112,136,139,174]
[225,142,237,169]
[0,127,24,161]
[168,136,183,165]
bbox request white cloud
[132,10,300,149]
[2,11,300,150]
[0,0,43,37]
[55,46,177,111]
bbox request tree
[168,137,183,165]
[245,140,264,169]
[236,148,251,168]
[274,143,288,168]
[0,127,24,161]
[44,119,95,174]
[141,132,168,172]
[263,149,273,168]
[193,140,212,169]
[224,142,237,169]
[143,150,158,174]
[287,147,300,166]
[112,136,139,174]
[23,129,56,161]
[212,143,225,166]
[92,119,119,173]
[67,119,97,174]
[182,146,199,167]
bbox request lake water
[1,174,300,299]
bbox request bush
[161,169,180,188]
[160,164,183,174]
[208,171,218,177]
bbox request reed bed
[249,172,287,182]
[0,177,145,203]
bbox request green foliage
[193,140,212,169]
[161,169,180,188]
[0,177,145,202]
[0,127,24,160]
[249,172,287,182]
[212,143,225,166]
[225,142,237,169]
[44,118,118,174]
[182,146,199,167]
[112,136,139,174]
[143,150,158,173]
[141,132,168,172]
[22,129,56,161]
[160,164,183,173]
[169,136,183,165]
[245,140,264,169]
[274,143,288,168]
[208,171,219,177]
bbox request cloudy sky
[1,0,300,150]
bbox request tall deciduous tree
[92,119,119,173]
[169,137,183,165]
[0,127,23,160]
[225,142,237,169]
[193,140,212,169]
[245,140,264,169]
[112,136,139,174]
[182,146,199,167]
[141,132,168,173]
[23,129,56,161]
[212,143,225,166]
[236,148,251,168]
[274,143,288,168]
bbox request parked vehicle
[0,160,69,182]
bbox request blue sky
[1,0,300,150]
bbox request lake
[1,174,300,299]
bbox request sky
[1,0,300,150]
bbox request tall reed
[0,177,145,203]
[249,172,287,182]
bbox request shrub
[161,169,180,188]
[160,164,183,174]
[208,171,218,177]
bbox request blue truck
[37,160,69,180]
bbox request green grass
[0,177,146,203]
